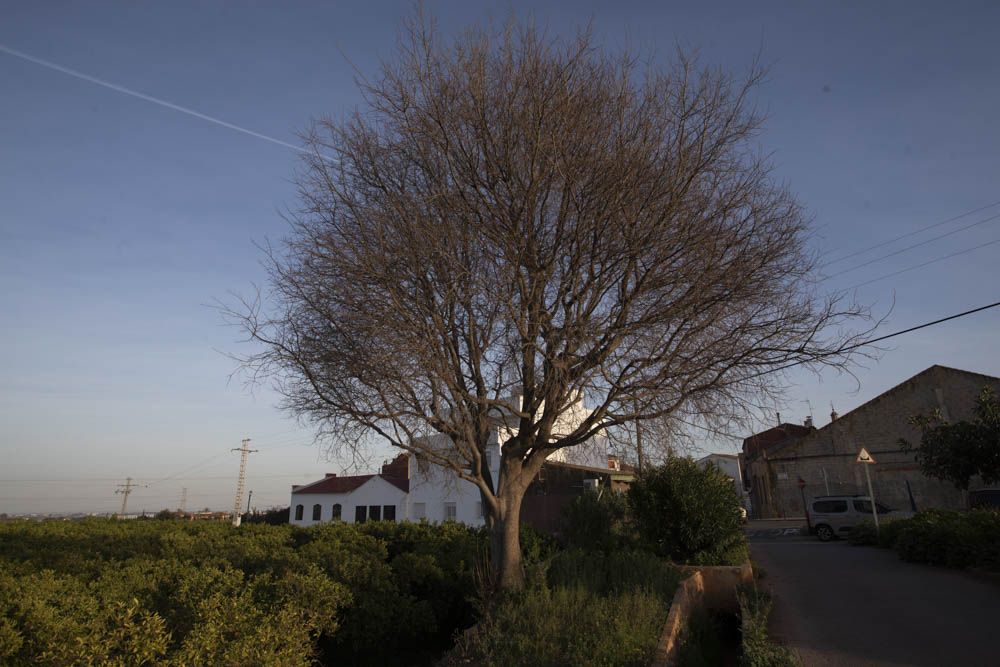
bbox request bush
[559,490,634,552]
[892,509,1000,571]
[628,457,748,565]
[446,586,670,667]
[737,585,798,667]
[847,521,878,546]
[547,548,681,601]
[0,518,487,666]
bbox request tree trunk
[490,492,525,591]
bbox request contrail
[0,43,312,155]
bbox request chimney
[776,411,781,426]
[804,415,814,428]
[325,473,337,478]
[830,407,838,422]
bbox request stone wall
[752,366,999,517]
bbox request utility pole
[231,438,258,527]
[246,489,253,514]
[180,487,188,513]
[115,477,143,518]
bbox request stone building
[742,365,1000,519]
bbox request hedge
[849,509,1000,572]
[0,518,485,666]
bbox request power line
[678,299,1000,442]
[0,43,310,156]
[843,237,1000,291]
[822,198,1000,267]
[745,299,1000,383]
[824,212,1000,280]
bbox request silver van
[807,495,910,541]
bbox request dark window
[812,500,848,513]
[854,500,891,514]
[355,505,367,523]
[331,503,342,521]
[312,504,322,521]
[383,505,396,521]
[369,505,382,521]
[294,504,304,521]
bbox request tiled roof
[291,472,410,495]
[383,476,409,493]
[293,474,375,494]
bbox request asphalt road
[750,533,1000,666]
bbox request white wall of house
[406,433,500,526]
[290,395,611,528]
[289,475,407,527]
[698,454,745,500]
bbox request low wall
[651,563,753,667]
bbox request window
[412,502,426,520]
[312,504,322,521]
[476,501,484,518]
[812,500,848,513]
[485,450,492,468]
[294,504,304,521]
[369,505,382,521]
[355,505,367,523]
[331,503,342,521]
[853,500,891,514]
[444,502,457,522]
[383,505,396,521]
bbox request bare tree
[227,17,871,591]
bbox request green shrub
[628,457,748,565]
[737,585,798,667]
[847,521,878,546]
[559,490,634,552]
[0,518,487,666]
[892,509,1000,571]
[446,586,669,667]
[547,548,681,601]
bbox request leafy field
[0,518,484,666]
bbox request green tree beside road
[901,386,1000,489]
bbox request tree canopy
[228,15,870,589]
[902,386,1000,490]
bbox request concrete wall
[289,475,407,527]
[751,366,1000,518]
[652,563,754,667]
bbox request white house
[697,453,746,504]
[289,393,611,528]
[289,455,409,527]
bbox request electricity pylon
[231,438,258,526]
[115,477,145,518]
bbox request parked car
[806,495,912,541]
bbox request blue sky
[2,1,998,514]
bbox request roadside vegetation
[446,459,749,665]
[0,459,748,666]
[849,509,1000,571]
[736,585,799,667]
